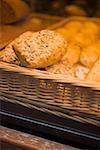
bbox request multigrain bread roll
[0,44,18,64]
[13,30,67,68]
[0,31,33,64]
[46,61,73,76]
[86,57,100,82]
[47,62,89,80]
[0,0,30,24]
[0,39,18,63]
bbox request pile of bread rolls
[0,20,100,83]
[52,20,100,82]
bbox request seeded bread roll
[47,61,89,80]
[0,31,33,64]
[0,44,18,64]
[0,39,18,63]
[13,30,67,68]
[46,61,73,76]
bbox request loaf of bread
[0,0,30,24]
[13,30,67,68]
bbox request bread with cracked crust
[0,31,33,64]
[13,30,67,68]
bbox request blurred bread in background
[0,0,30,25]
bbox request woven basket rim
[0,61,100,90]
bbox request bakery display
[0,19,100,83]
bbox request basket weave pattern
[0,67,100,126]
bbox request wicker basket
[0,17,100,127]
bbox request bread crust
[13,30,67,68]
[86,57,100,82]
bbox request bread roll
[0,44,17,63]
[82,21,99,36]
[13,30,67,68]
[80,41,100,68]
[61,42,81,65]
[0,31,33,64]
[47,61,89,80]
[72,21,99,47]
[63,21,82,41]
[70,64,89,80]
[64,21,82,32]
[86,57,100,82]
[46,61,73,76]
[0,39,18,63]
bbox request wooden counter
[0,126,79,150]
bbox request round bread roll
[61,42,81,65]
[55,27,78,42]
[80,40,100,68]
[56,22,82,42]
[0,0,30,24]
[82,21,99,35]
[61,21,82,42]
[72,21,99,47]
[13,30,67,68]
[64,21,82,33]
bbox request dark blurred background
[24,0,100,17]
